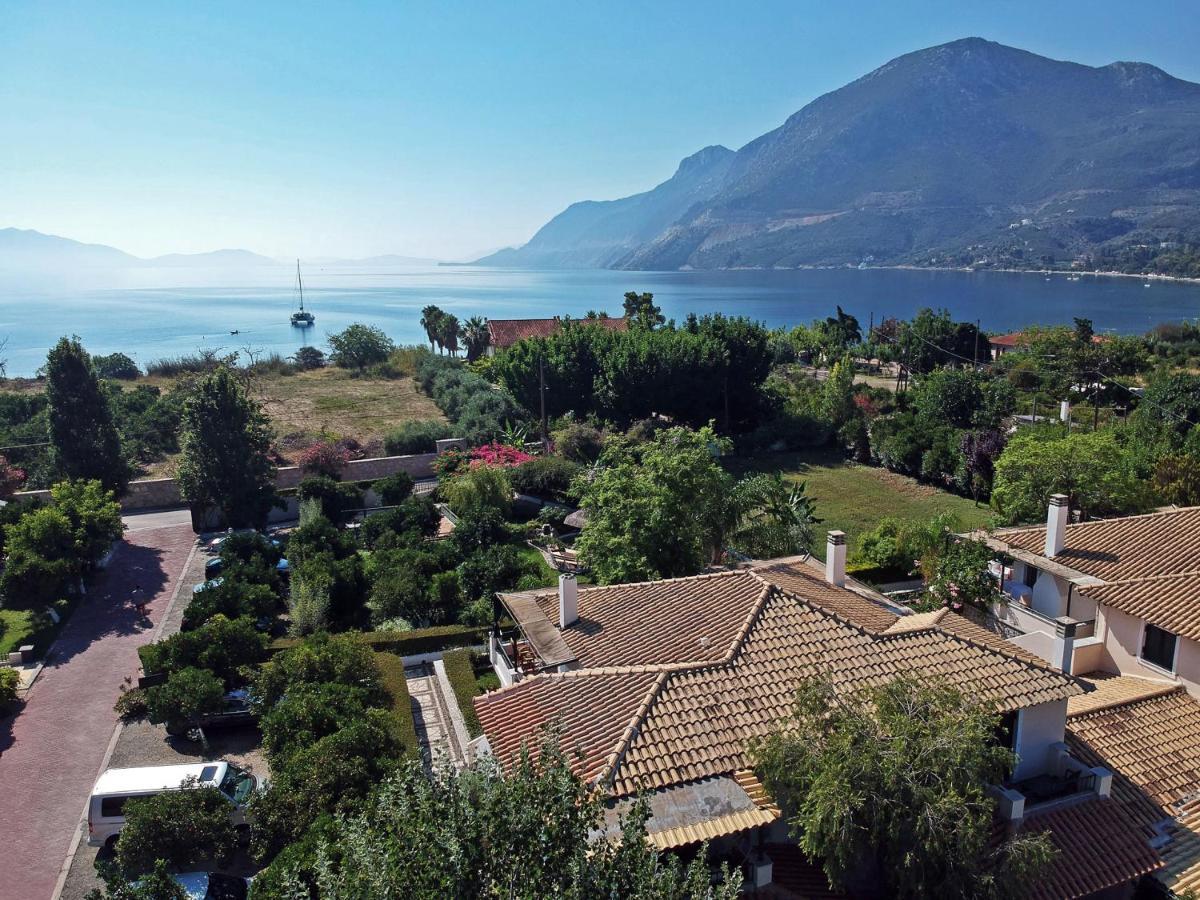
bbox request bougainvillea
[469,443,535,469]
[295,441,351,479]
[0,455,25,498]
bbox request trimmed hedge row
[441,648,483,738]
[374,651,421,758]
[269,624,490,658]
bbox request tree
[441,465,513,519]
[622,291,665,330]
[138,614,267,687]
[460,316,491,362]
[420,305,446,353]
[146,666,226,735]
[92,352,140,380]
[574,425,735,583]
[960,429,1008,501]
[0,506,78,608]
[328,323,395,370]
[177,366,277,528]
[252,737,740,899]
[439,312,461,357]
[1154,453,1200,506]
[88,861,190,900]
[730,474,821,559]
[293,345,326,370]
[113,783,238,877]
[45,336,128,490]
[991,429,1147,523]
[925,538,1004,612]
[253,632,386,709]
[754,676,1055,900]
[896,309,982,375]
[50,479,124,568]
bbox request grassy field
[731,448,994,559]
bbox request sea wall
[12,452,439,513]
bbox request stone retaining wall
[12,452,439,513]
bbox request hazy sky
[3,1,1199,260]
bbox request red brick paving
[0,523,195,900]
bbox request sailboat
[290,260,315,327]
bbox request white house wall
[1012,699,1068,781]
[1099,605,1200,698]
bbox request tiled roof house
[485,316,628,355]
[473,535,1160,897]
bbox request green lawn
[730,448,994,560]
[0,608,42,658]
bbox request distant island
[475,37,1200,279]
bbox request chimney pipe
[825,531,847,588]
[558,574,578,628]
[1045,494,1069,558]
[1054,616,1078,674]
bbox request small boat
[290,260,315,327]
[1144,283,1152,288]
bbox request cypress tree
[45,336,128,490]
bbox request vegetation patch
[374,651,421,757]
[440,648,485,738]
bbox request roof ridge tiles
[1094,569,1200,587]
[593,670,672,789]
[996,505,1200,538]
[1068,681,1185,718]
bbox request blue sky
[2,1,1198,260]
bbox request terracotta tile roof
[480,562,1081,798]
[473,669,659,782]
[609,593,1081,796]
[1161,797,1200,895]
[995,506,1200,582]
[487,316,628,349]
[521,569,771,668]
[762,843,849,899]
[989,332,1027,348]
[1067,676,1200,810]
[1085,570,1200,642]
[1066,672,1180,717]
[1022,798,1163,900]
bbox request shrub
[183,579,277,631]
[138,615,267,687]
[470,443,535,468]
[384,420,453,456]
[327,323,395,371]
[259,681,373,769]
[441,648,484,738]
[358,497,440,550]
[374,652,421,757]
[295,441,350,479]
[450,508,508,555]
[509,456,582,500]
[457,391,529,445]
[458,545,526,602]
[0,666,19,707]
[374,471,414,505]
[551,423,604,463]
[113,686,148,721]
[113,785,238,877]
[146,667,226,734]
[368,547,448,626]
[293,346,326,370]
[269,624,490,658]
[93,352,140,380]
[297,475,363,525]
[254,632,386,708]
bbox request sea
[0,264,1198,377]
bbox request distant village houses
[486,315,629,356]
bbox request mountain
[478,39,1200,270]
[146,248,279,267]
[0,228,138,268]
[476,145,735,267]
[319,254,440,267]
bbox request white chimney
[1053,616,1078,674]
[558,574,578,628]
[825,531,847,588]
[1045,494,1069,558]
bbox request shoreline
[867,264,1200,286]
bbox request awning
[498,590,576,669]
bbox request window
[1022,565,1039,589]
[99,796,129,818]
[1142,624,1178,672]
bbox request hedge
[373,651,421,758]
[269,624,490,658]
[440,648,483,738]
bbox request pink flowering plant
[468,443,535,469]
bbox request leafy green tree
[754,676,1055,900]
[458,544,528,602]
[574,425,735,583]
[896,309,982,374]
[925,538,1003,611]
[441,465,513,519]
[374,470,414,505]
[367,547,448,625]
[138,614,267,686]
[145,666,225,735]
[820,354,856,426]
[92,352,140,380]
[991,429,1147,523]
[45,336,128,490]
[253,632,386,709]
[183,578,277,631]
[259,681,374,770]
[1154,453,1200,506]
[622,291,665,329]
[0,506,78,608]
[911,369,1015,430]
[293,346,326,370]
[439,312,461,357]
[177,366,277,528]
[730,474,821,559]
[113,784,238,877]
[253,738,740,899]
[50,479,124,568]
[460,315,491,362]
[327,323,395,370]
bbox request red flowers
[469,443,535,469]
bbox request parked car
[139,872,250,900]
[165,689,256,737]
[87,761,261,847]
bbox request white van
[87,761,259,847]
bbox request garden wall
[12,451,439,513]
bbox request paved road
[0,522,196,900]
[122,507,191,532]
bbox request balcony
[488,629,541,687]
[992,742,1113,826]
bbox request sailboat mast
[296,259,305,312]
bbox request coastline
[874,264,1200,286]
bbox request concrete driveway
[0,521,196,900]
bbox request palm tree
[730,474,821,560]
[420,305,444,353]
[440,313,461,357]
[460,316,490,362]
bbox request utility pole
[974,320,980,369]
[539,352,548,450]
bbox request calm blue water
[0,264,1197,376]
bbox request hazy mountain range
[477,38,1200,270]
[0,228,439,270]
